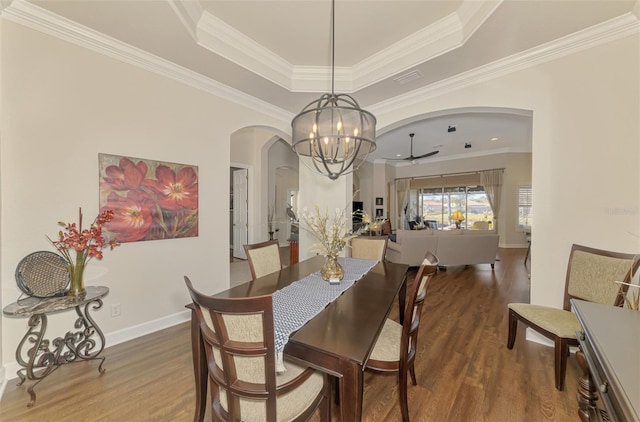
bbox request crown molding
[196,10,293,90]
[291,65,352,93]
[349,13,462,92]
[3,0,637,126]
[166,0,202,41]
[1,0,293,123]
[192,0,500,93]
[370,13,640,116]
[351,0,502,92]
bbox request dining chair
[350,236,388,261]
[381,219,392,236]
[365,251,439,422]
[244,239,282,280]
[184,277,331,422]
[507,243,639,390]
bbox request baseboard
[500,242,529,249]
[525,328,553,346]
[525,328,578,353]
[1,309,190,390]
[0,365,7,403]
[106,309,190,348]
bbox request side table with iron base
[3,286,109,407]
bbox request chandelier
[291,0,376,181]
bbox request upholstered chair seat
[369,318,403,362]
[218,360,325,421]
[507,304,581,338]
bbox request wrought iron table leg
[13,298,107,407]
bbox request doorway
[230,167,248,260]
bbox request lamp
[451,211,465,229]
[291,0,376,180]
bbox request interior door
[232,168,248,259]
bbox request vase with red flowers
[49,208,119,297]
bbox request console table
[2,286,109,407]
[572,299,639,421]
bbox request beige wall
[0,21,288,377]
[354,161,374,215]
[269,139,298,244]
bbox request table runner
[273,257,377,372]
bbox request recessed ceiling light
[396,153,402,157]
[491,137,499,141]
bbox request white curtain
[480,169,503,230]
[395,179,410,230]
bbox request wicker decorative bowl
[15,251,69,298]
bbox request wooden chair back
[381,219,392,235]
[350,236,388,261]
[244,239,282,280]
[184,277,329,422]
[562,243,640,310]
[402,251,438,367]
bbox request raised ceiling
[4,0,638,163]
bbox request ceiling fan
[386,133,439,162]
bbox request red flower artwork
[102,157,148,191]
[146,165,198,211]
[99,154,199,242]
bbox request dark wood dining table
[188,255,409,422]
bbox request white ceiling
[6,0,639,164]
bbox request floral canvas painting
[98,153,198,243]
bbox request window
[518,186,532,230]
[409,185,493,230]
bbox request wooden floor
[1,248,581,421]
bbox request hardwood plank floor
[0,248,581,421]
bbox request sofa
[386,229,499,268]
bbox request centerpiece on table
[48,208,119,297]
[299,205,369,281]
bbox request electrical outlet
[111,303,121,317]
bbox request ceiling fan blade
[384,156,412,161]
[383,134,437,161]
[412,150,440,159]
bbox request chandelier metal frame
[291,0,376,180]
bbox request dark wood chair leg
[399,368,410,422]
[507,310,518,349]
[320,376,331,422]
[554,337,568,391]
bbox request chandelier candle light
[291,0,376,180]
[49,208,119,297]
